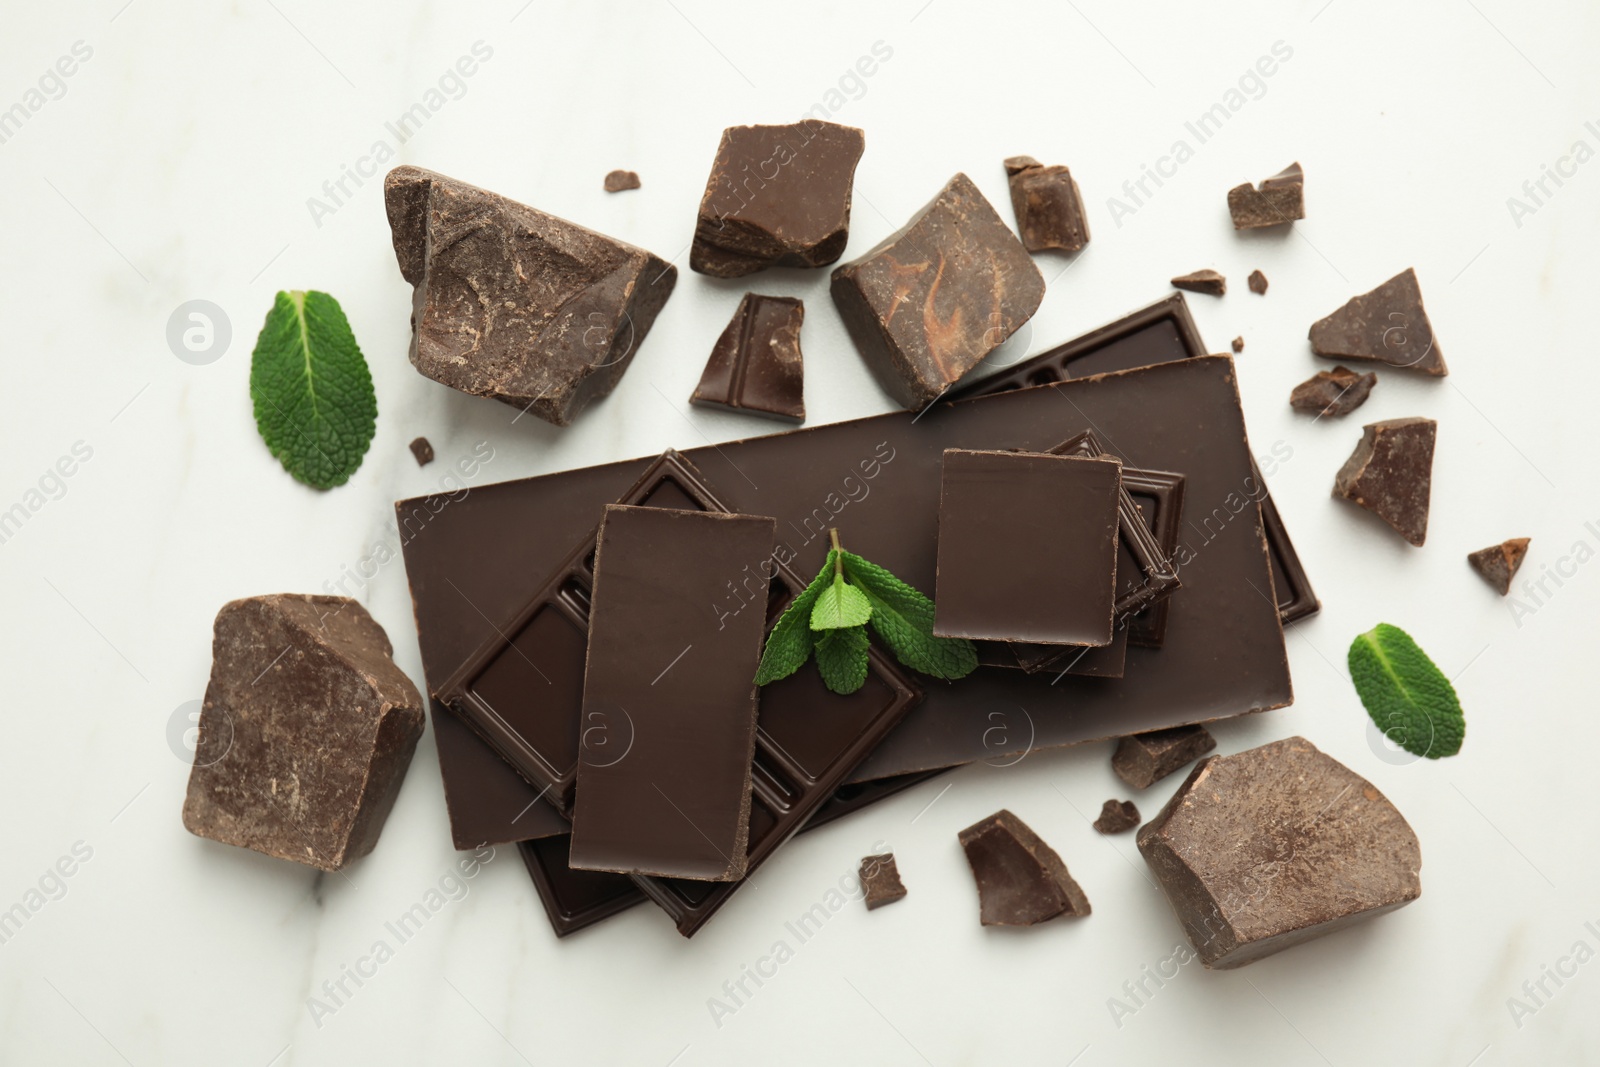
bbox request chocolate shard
[603,169,640,192]
[1248,269,1269,294]
[383,166,677,427]
[1227,162,1304,229]
[691,121,865,277]
[1005,155,1090,253]
[832,173,1046,410]
[1171,269,1226,297]
[1468,537,1531,595]
[1093,799,1140,834]
[1308,268,1446,376]
[1333,417,1437,546]
[1138,736,1422,969]
[182,595,425,871]
[408,436,434,466]
[1112,725,1217,790]
[959,809,1090,926]
[1289,366,1377,417]
[860,853,909,910]
[1231,336,1245,353]
[690,294,805,423]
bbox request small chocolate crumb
[1171,269,1226,297]
[1333,417,1437,546]
[958,809,1090,926]
[1231,336,1245,353]
[1112,725,1217,790]
[1227,162,1304,229]
[1289,366,1376,417]
[860,853,908,910]
[1309,268,1446,376]
[409,436,434,466]
[1468,538,1531,596]
[1093,799,1141,834]
[603,169,641,193]
[1248,270,1269,295]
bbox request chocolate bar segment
[431,700,569,848]
[691,294,806,423]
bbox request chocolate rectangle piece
[935,449,1122,646]
[568,505,774,881]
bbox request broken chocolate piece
[1171,269,1226,297]
[1112,725,1217,790]
[1093,799,1140,835]
[690,294,805,423]
[182,594,425,871]
[1227,162,1304,229]
[1333,417,1437,546]
[1468,537,1531,596]
[1231,336,1244,353]
[408,436,434,466]
[1138,736,1422,969]
[384,166,677,427]
[1248,269,1268,294]
[691,121,865,277]
[1309,268,1446,376]
[603,169,640,192]
[860,853,908,910]
[831,173,1046,410]
[1289,366,1376,417]
[958,809,1090,926]
[1005,155,1090,253]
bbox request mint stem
[830,528,843,579]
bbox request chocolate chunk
[690,294,805,423]
[1227,162,1305,229]
[691,121,865,277]
[384,166,677,426]
[860,853,908,910]
[1171,269,1226,297]
[1289,366,1377,417]
[182,594,424,871]
[1231,336,1244,353]
[1333,417,1437,546]
[603,169,640,192]
[1112,725,1217,790]
[1005,155,1090,253]
[958,809,1090,926]
[1309,268,1446,376]
[1093,799,1140,834]
[1468,537,1531,595]
[1248,269,1269,295]
[408,436,434,466]
[832,173,1046,410]
[1138,736,1422,969]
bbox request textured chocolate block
[1005,155,1090,253]
[1112,725,1217,790]
[1334,417,1437,546]
[860,853,908,910]
[959,809,1090,926]
[1138,736,1422,969]
[1290,366,1376,417]
[1309,268,1446,376]
[182,594,425,871]
[831,173,1046,410]
[1468,537,1530,595]
[1093,799,1140,834]
[1171,269,1225,297]
[690,293,805,423]
[1227,162,1304,229]
[384,166,677,426]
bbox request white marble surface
[4,1,1600,1063]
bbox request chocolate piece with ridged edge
[1227,162,1304,229]
[1005,155,1091,253]
[1112,724,1217,790]
[691,294,806,423]
[1309,268,1446,376]
[959,809,1091,926]
[1333,417,1437,546]
[1468,537,1531,595]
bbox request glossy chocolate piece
[1227,162,1304,229]
[1309,268,1446,376]
[569,505,774,881]
[1468,537,1530,596]
[691,121,865,277]
[955,293,1320,626]
[1333,417,1437,546]
[831,173,1046,410]
[1138,736,1422,969]
[1171,269,1225,297]
[603,169,640,192]
[182,595,424,872]
[1005,155,1090,253]
[959,809,1090,926]
[519,835,643,938]
[1093,799,1140,835]
[408,436,433,466]
[1289,366,1376,417]
[1247,269,1269,295]
[935,449,1121,646]
[1112,724,1217,790]
[691,293,806,423]
[384,166,677,426]
[860,853,908,910]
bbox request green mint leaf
[811,574,872,631]
[813,625,871,695]
[1348,623,1465,758]
[840,551,977,681]
[249,290,377,489]
[755,551,835,685]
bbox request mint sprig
[1348,623,1465,758]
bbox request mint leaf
[1348,623,1464,758]
[250,290,377,489]
[840,551,977,681]
[811,575,872,631]
[814,625,870,695]
[755,551,834,685]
